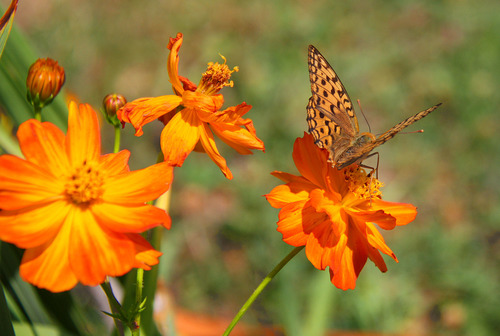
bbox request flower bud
[103,94,127,117]
[102,93,127,127]
[26,58,65,109]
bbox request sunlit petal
[66,102,100,165]
[17,119,68,176]
[103,162,173,203]
[198,122,232,179]
[160,108,201,166]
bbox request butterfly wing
[306,97,356,164]
[307,45,359,162]
[335,103,442,169]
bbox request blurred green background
[1,0,499,335]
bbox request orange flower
[265,133,417,290]
[0,102,173,292]
[117,33,264,179]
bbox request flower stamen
[344,166,382,200]
[64,160,104,204]
[197,55,239,95]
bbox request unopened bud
[26,58,65,109]
[103,94,127,117]
[102,93,127,127]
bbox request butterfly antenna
[357,99,372,133]
[398,129,425,135]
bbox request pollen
[197,55,239,95]
[64,160,104,204]
[344,166,383,200]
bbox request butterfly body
[307,45,441,169]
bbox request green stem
[100,280,125,336]
[34,106,42,121]
[132,268,144,336]
[222,246,305,336]
[113,125,121,153]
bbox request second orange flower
[118,33,265,179]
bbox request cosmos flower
[0,101,173,292]
[266,133,417,290]
[117,33,264,179]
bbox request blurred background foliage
[1,0,499,335]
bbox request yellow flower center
[197,55,239,96]
[344,166,382,200]
[64,160,104,204]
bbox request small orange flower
[0,101,173,292]
[265,133,417,290]
[117,33,264,179]
[26,57,65,109]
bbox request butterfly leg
[359,152,380,206]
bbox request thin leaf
[0,0,18,59]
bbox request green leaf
[0,1,18,59]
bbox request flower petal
[103,162,173,204]
[0,200,70,248]
[276,200,326,246]
[127,233,162,270]
[19,221,78,293]
[118,96,182,136]
[167,32,184,95]
[305,221,339,270]
[292,133,329,190]
[68,209,136,285]
[92,202,171,232]
[265,178,314,209]
[160,108,201,166]
[16,119,68,176]
[201,102,250,124]
[198,122,232,179]
[210,121,265,154]
[370,199,417,226]
[66,102,100,166]
[99,150,131,176]
[0,155,63,209]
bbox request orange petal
[19,221,78,292]
[117,95,182,136]
[160,108,201,166]
[183,91,224,116]
[292,133,329,190]
[365,221,396,262]
[276,200,311,245]
[0,155,63,209]
[305,222,339,270]
[0,200,70,248]
[99,150,131,175]
[16,119,68,176]
[203,102,251,124]
[102,161,173,203]
[265,180,313,208]
[167,33,184,95]
[68,209,136,285]
[344,207,397,231]
[370,199,417,226]
[270,171,308,184]
[330,234,363,290]
[210,122,265,154]
[198,122,232,179]
[92,202,171,232]
[66,102,101,166]
[127,233,162,270]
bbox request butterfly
[306,45,441,170]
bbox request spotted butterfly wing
[306,45,441,169]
